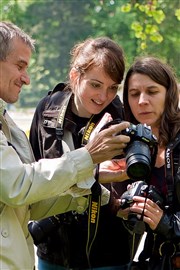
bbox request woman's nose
[139,93,149,104]
[99,90,108,101]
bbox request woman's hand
[130,196,164,230]
[98,159,129,183]
[117,205,130,220]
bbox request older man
[0,21,130,269]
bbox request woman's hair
[0,21,35,61]
[123,56,180,146]
[70,37,125,84]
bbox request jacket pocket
[41,110,61,158]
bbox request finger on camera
[133,196,148,202]
[104,121,130,136]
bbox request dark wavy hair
[123,56,180,146]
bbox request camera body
[120,180,164,210]
[28,215,62,246]
[121,122,158,180]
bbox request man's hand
[85,121,130,164]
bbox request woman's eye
[149,91,158,95]
[110,85,119,92]
[130,92,140,97]
[91,82,100,88]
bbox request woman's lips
[139,111,152,115]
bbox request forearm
[1,133,94,206]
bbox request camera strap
[56,98,103,261]
[165,133,180,207]
[81,114,105,268]
[86,165,101,267]
[129,133,180,269]
[51,92,110,266]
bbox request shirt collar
[0,99,6,116]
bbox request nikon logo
[84,123,96,141]
[90,201,98,223]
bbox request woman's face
[71,66,119,118]
[128,73,166,129]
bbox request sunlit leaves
[120,3,131,12]
[175,9,180,21]
[152,10,165,24]
[121,0,166,50]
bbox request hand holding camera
[120,181,164,210]
[119,181,164,230]
[130,194,164,231]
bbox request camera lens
[125,141,151,180]
[28,216,61,245]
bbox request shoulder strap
[44,83,69,111]
[43,84,72,154]
[55,92,72,140]
[54,93,72,154]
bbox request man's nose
[21,73,30,85]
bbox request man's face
[0,37,32,103]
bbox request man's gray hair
[0,21,35,60]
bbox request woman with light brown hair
[30,37,131,270]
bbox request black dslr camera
[121,122,158,180]
[100,120,158,180]
[120,181,164,228]
[120,180,164,210]
[28,215,62,245]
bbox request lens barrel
[125,141,151,180]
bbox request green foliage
[175,8,180,20]
[121,0,167,50]
[89,0,180,75]
[1,0,179,108]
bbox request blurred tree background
[1,0,180,108]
